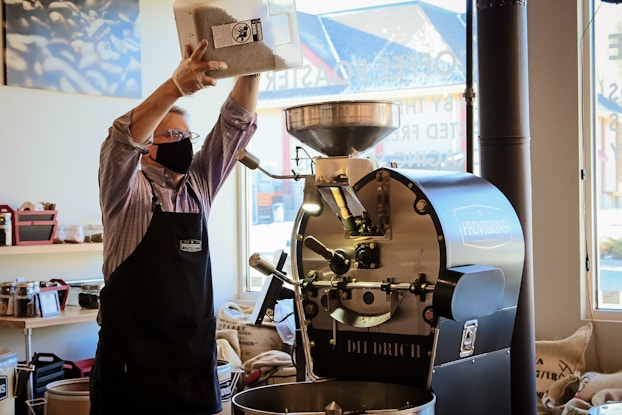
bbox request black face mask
[153,138,194,174]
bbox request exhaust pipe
[477,1,536,414]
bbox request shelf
[0,243,102,256]
[0,306,98,329]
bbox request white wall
[0,0,240,362]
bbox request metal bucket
[233,380,435,415]
[44,378,90,415]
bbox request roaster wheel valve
[410,274,433,301]
[355,241,380,269]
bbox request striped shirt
[98,94,257,281]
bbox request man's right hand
[171,39,227,96]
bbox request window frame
[236,163,256,302]
[581,0,622,322]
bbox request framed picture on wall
[2,0,141,98]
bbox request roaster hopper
[234,101,525,415]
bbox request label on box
[212,18,263,49]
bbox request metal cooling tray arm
[249,253,301,287]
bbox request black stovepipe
[476,1,536,415]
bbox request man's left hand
[172,39,227,96]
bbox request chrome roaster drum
[233,381,435,415]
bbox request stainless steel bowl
[233,380,435,415]
[284,101,400,157]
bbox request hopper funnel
[284,101,400,157]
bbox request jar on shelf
[78,284,102,309]
[53,225,66,244]
[14,282,37,317]
[84,225,104,243]
[32,283,41,317]
[0,281,15,315]
[64,226,84,244]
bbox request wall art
[2,0,141,98]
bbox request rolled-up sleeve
[99,110,155,280]
[191,94,258,210]
[98,110,148,216]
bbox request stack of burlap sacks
[536,323,622,414]
[216,301,296,392]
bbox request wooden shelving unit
[0,307,98,400]
[0,243,102,255]
[0,306,98,330]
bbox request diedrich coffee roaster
[234,100,524,415]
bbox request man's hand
[172,39,227,96]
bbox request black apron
[93,185,220,415]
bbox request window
[239,0,472,298]
[584,0,622,319]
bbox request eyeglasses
[153,129,199,143]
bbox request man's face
[143,112,197,165]
[152,112,193,145]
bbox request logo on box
[0,375,8,401]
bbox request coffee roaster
[234,100,525,415]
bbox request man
[91,39,260,414]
